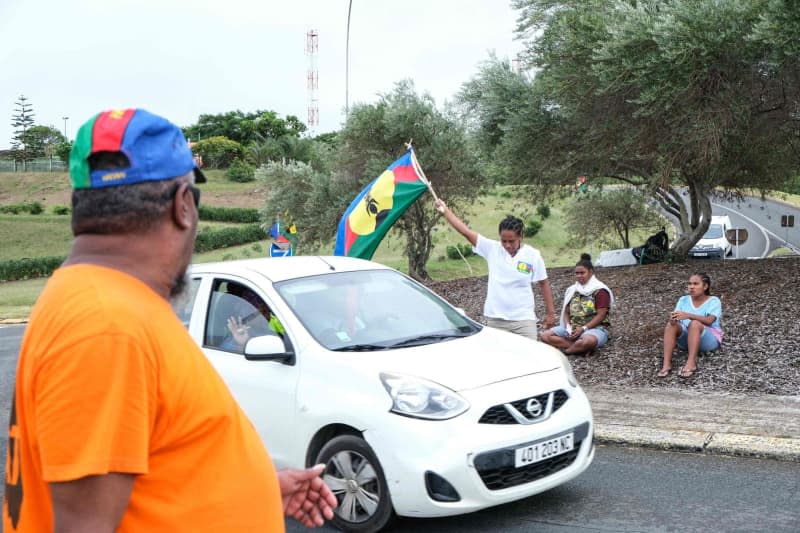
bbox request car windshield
[702,224,723,239]
[275,269,480,350]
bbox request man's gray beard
[169,272,190,302]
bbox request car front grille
[473,422,590,491]
[478,389,568,425]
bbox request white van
[689,215,732,258]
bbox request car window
[171,277,201,328]
[205,279,285,354]
[702,224,724,239]
[275,270,479,350]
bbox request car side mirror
[244,335,295,364]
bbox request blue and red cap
[69,108,206,189]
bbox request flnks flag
[334,149,428,259]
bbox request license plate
[693,252,708,257]
[514,433,574,468]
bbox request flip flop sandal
[679,367,697,378]
[656,368,671,378]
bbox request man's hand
[434,198,447,213]
[543,312,557,330]
[278,464,337,528]
[226,316,250,345]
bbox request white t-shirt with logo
[474,234,548,321]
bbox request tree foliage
[338,80,484,279]
[257,81,484,278]
[10,95,35,168]
[21,125,66,158]
[191,136,244,168]
[565,188,663,249]
[183,110,306,145]
[257,160,351,253]
[462,0,800,258]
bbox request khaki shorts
[484,317,538,341]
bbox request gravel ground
[426,256,800,396]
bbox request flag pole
[404,140,439,202]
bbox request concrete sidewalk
[584,384,800,462]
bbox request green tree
[256,160,352,252]
[337,80,484,279]
[565,188,661,249]
[10,95,35,170]
[22,125,66,158]
[191,136,244,168]
[184,110,307,145]
[258,81,484,279]
[464,0,800,258]
[55,141,72,164]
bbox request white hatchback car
[176,256,594,532]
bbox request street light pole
[346,0,352,118]
[62,116,69,140]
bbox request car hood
[349,326,563,392]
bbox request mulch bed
[426,256,800,396]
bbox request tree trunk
[402,203,435,280]
[651,180,713,260]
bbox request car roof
[189,256,392,283]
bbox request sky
[0,0,523,149]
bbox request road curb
[595,424,800,462]
[0,318,27,324]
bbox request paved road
[2,325,798,531]
[286,444,800,532]
[712,194,800,255]
[675,191,800,258]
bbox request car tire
[316,435,394,533]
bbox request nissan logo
[525,398,543,417]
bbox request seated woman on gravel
[540,253,613,356]
[658,272,723,379]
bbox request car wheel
[316,435,394,533]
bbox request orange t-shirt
[3,265,284,532]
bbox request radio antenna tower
[306,29,319,129]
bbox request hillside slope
[427,256,800,395]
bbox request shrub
[0,256,65,282]
[226,159,256,182]
[536,204,551,219]
[446,243,474,260]
[198,205,260,223]
[53,205,71,215]
[193,224,266,253]
[525,218,543,238]
[192,136,244,168]
[0,202,45,215]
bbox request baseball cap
[69,108,206,189]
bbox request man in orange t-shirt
[3,109,336,532]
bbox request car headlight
[556,352,579,388]
[380,372,469,420]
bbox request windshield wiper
[332,343,392,352]
[388,333,470,348]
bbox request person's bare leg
[565,334,598,356]
[659,321,680,376]
[540,330,572,350]
[681,320,703,376]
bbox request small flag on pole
[576,175,588,193]
[333,148,429,259]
